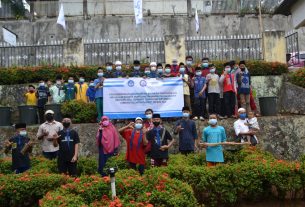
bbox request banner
[134,0,143,25]
[104,77,184,119]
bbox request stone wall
[0,115,305,160]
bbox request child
[191,67,207,120]
[4,123,33,174]
[86,80,96,103]
[63,77,78,101]
[24,85,37,105]
[245,111,260,146]
[36,80,50,124]
[75,75,89,103]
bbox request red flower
[146,192,152,197]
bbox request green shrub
[61,100,97,123]
[289,68,305,88]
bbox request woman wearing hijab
[96,116,120,176]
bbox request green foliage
[289,68,305,88]
[61,100,97,123]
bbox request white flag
[57,3,66,30]
[22,0,30,12]
[134,0,143,25]
[195,9,200,33]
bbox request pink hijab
[96,116,120,154]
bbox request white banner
[104,77,184,119]
[3,27,17,46]
[134,0,143,25]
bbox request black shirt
[37,86,50,107]
[57,129,80,161]
[9,135,30,170]
[146,127,173,159]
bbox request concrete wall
[291,0,305,29]
[263,31,286,63]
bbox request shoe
[200,116,205,121]
[193,116,198,120]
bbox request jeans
[43,151,58,160]
[223,91,236,117]
[129,162,145,175]
[194,97,207,117]
[98,147,113,176]
[96,97,103,122]
[208,93,220,115]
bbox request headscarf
[96,116,120,154]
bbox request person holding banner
[147,62,158,78]
[104,64,114,78]
[156,63,164,78]
[112,61,126,78]
[163,64,174,78]
[94,68,105,122]
[179,63,191,109]
[146,114,174,167]
[119,117,148,175]
[131,60,143,77]
[174,106,198,155]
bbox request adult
[234,108,255,143]
[94,68,105,122]
[236,61,251,113]
[75,75,89,103]
[170,58,180,77]
[96,116,120,176]
[174,106,198,155]
[179,63,191,109]
[53,118,80,177]
[201,57,210,77]
[146,114,174,167]
[36,80,51,124]
[50,75,65,104]
[37,110,63,159]
[185,55,195,78]
[119,117,148,175]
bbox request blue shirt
[93,78,103,98]
[9,135,30,170]
[194,76,206,98]
[131,71,143,77]
[237,72,251,95]
[202,126,226,162]
[148,71,158,78]
[175,119,198,151]
[86,87,96,102]
[112,71,126,78]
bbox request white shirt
[247,117,260,130]
[180,74,190,95]
[37,121,63,152]
[233,119,249,136]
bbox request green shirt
[50,85,65,103]
[63,84,78,101]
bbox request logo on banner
[128,80,135,87]
[140,80,147,87]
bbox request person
[119,117,148,175]
[86,80,96,103]
[220,63,236,118]
[144,66,151,77]
[191,67,207,120]
[104,64,114,78]
[50,75,65,104]
[179,63,191,108]
[4,123,33,174]
[163,64,174,78]
[96,116,120,176]
[112,61,126,78]
[24,85,37,105]
[131,60,143,77]
[185,55,195,78]
[37,110,63,159]
[53,118,80,177]
[36,80,51,124]
[148,62,158,78]
[94,68,105,122]
[234,108,255,143]
[75,75,89,103]
[146,114,174,167]
[144,108,154,130]
[174,106,198,155]
[201,114,226,167]
[245,111,260,146]
[170,58,180,77]
[236,61,251,114]
[206,64,221,117]
[201,57,210,77]
[63,77,78,101]
[156,63,164,78]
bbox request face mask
[116,66,122,71]
[98,72,104,77]
[135,123,143,129]
[19,130,27,137]
[102,120,109,126]
[186,61,192,66]
[106,66,112,71]
[240,67,245,71]
[208,119,217,126]
[196,71,202,76]
[210,69,216,73]
[157,69,163,74]
[179,68,185,73]
[146,114,152,119]
[151,67,156,71]
[63,122,70,128]
[165,68,171,74]
[134,66,140,70]
[39,83,45,87]
[202,63,209,68]
[68,80,74,84]
[45,114,54,122]
[239,114,247,119]
[153,121,160,127]
[182,112,190,118]
[89,83,94,87]
[145,71,151,75]
[225,68,231,73]
[56,81,61,85]
[79,78,85,83]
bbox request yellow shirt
[75,83,88,103]
[25,92,37,105]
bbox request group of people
[24,57,259,123]
[4,104,260,176]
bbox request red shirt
[121,129,146,165]
[201,68,210,77]
[170,65,180,77]
[223,74,236,93]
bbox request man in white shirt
[233,108,254,143]
[37,110,63,159]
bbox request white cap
[135,117,143,121]
[115,60,122,65]
[172,58,178,62]
[238,108,246,113]
[150,62,157,66]
[45,110,55,115]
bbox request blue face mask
[135,123,143,129]
[157,69,163,74]
[208,119,217,126]
[165,68,171,74]
[19,130,27,137]
[202,63,209,68]
[106,66,112,71]
[239,113,247,119]
[145,71,151,75]
[186,60,193,66]
[182,112,190,118]
[134,66,140,70]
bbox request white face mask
[146,114,152,119]
[39,82,45,87]
[68,80,74,84]
[56,81,61,85]
[116,66,122,70]
[79,78,85,83]
[157,68,163,73]
[19,130,27,136]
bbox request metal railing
[285,31,300,65]
[186,35,262,61]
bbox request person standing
[174,106,198,155]
[94,68,105,122]
[170,58,180,77]
[146,114,174,167]
[24,85,37,105]
[63,77,78,101]
[119,117,148,175]
[75,76,88,103]
[191,67,207,120]
[53,118,80,177]
[206,64,221,117]
[185,56,195,78]
[163,64,174,78]
[96,116,120,176]
[179,63,191,109]
[131,60,143,77]
[50,75,65,104]
[112,61,126,78]
[201,114,227,167]
[201,57,210,78]
[104,64,114,78]
[37,110,63,159]
[86,80,96,103]
[36,80,51,124]
[4,123,33,174]
[236,61,251,114]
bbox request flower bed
[289,68,305,88]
